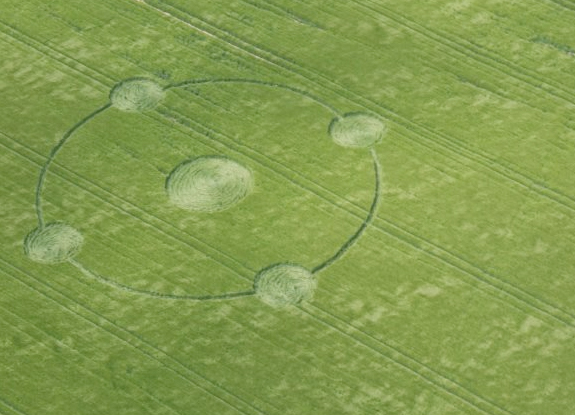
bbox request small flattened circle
[110,78,165,112]
[166,156,253,212]
[329,112,387,148]
[24,222,84,264]
[254,263,317,308]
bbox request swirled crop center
[329,112,386,148]
[166,156,254,212]
[254,264,317,308]
[24,222,83,264]
[110,78,165,112]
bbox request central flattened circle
[166,156,254,212]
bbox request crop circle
[329,112,386,148]
[29,76,381,307]
[166,156,254,212]
[110,78,165,112]
[24,222,84,264]
[254,264,317,308]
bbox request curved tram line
[26,77,386,307]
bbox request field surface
[1,0,575,414]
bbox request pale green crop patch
[1,0,574,414]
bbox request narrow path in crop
[0,305,181,415]
[32,75,380,301]
[69,259,256,301]
[0,395,28,415]
[131,0,575,327]
[166,78,341,116]
[0,258,271,415]
[136,0,575,217]
[5,1,575,318]
[7,0,575,332]
[3,4,572,414]
[34,103,112,229]
[312,147,382,275]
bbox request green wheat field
[1,0,575,414]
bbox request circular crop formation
[25,77,386,308]
[166,156,253,212]
[24,222,84,264]
[110,78,165,112]
[329,112,386,148]
[254,264,317,308]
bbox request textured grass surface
[1,0,575,414]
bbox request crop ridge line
[354,0,575,106]
[0,129,255,283]
[396,120,575,215]
[135,0,277,69]
[547,0,575,12]
[152,106,359,214]
[4,128,575,333]
[141,0,575,218]
[0,29,101,92]
[35,103,112,228]
[167,77,340,115]
[0,19,112,87]
[0,257,266,415]
[79,224,219,291]
[20,0,247,94]
[391,126,575,215]
[5,19,114,85]
[153,103,575,329]
[374,216,575,327]
[65,172,252,277]
[42,159,253,278]
[154,105,382,226]
[5,0,575,219]
[4,0,574,345]
[9,0,574,217]
[0,305,180,415]
[244,0,325,30]
[302,304,516,415]
[0,132,49,167]
[69,259,255,301]
[2,129,254,278]
[0,396,27,415]
[247,0,574,110]
[266,0,575,109]
[119,111,575,330]
[415,53,548,114]
[225,311,373,399]
[0,6,180,97]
